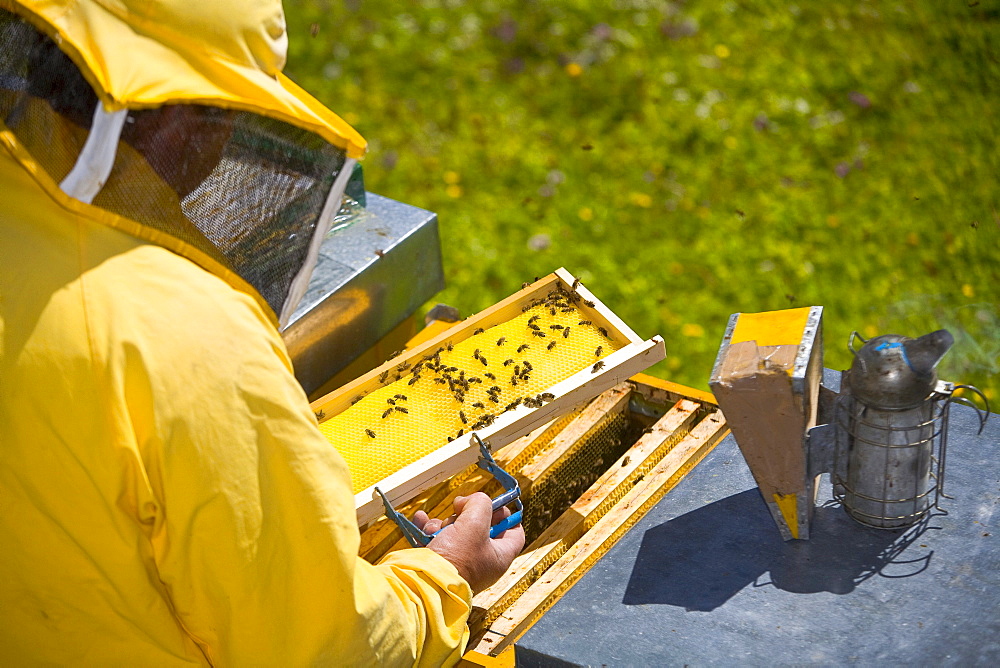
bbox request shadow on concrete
[623,489,936,611]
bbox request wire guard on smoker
[832,331,990,529]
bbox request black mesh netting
[0,9,348,317]
[0,11,94,184]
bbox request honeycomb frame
[310,268,666,525]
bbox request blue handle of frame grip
[376,434,523,547]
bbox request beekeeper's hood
[0,0,367,326]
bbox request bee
[434,377,448,385]
[382,408,393,419]
[447,436,455,442]
[388,349,403,359]
[397,361,411,372]
[527,323,540,331]
[517,344,529,353]
[562,308,575,313]
[523,361,533,371]
[532,330,546,338]
[550,324,564,330]
[459,410,468,424]
[622,456,631,467]
[579,320,593,326]
[489,386,502,394]
[395,406,408,414]
[571,277,581,290]
[522,282,530,288]
[484,372,497,381]
[456,429,465,438]
[539,392,555,401]
[314,410,326,421]
[598,327,609,338]
[408,375,420,385]
[489,395,500,404]
[595,345,604,356]
[504,399,522,412]
[468,376,482,384]
[592,360,605,373]
[473,327,485,335]
[497,337,506,346]
[455,394,465,403]
[365,429,376,438]
[473,348,481,359]
[378,370,389,383]
[584,300,596,307]
[446,342,454,352]
[528,315,540,324]
[511,376,518,386]
[503,359,515,367]
[479,356,488,366]
[547,340,557,351]
[521,305,531,313]
[563,327,571,339]
[472,401,486,409]
[550,307,557,316]
[351,395,364,405]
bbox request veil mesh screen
[0,9,348,317]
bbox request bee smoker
[711,307,990,541]
[832,330,984,529]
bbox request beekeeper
[0,0,523,664]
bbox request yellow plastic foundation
[319,298,622,493]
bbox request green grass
[285,0,999,405]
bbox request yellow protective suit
[0,145,473,665]
[0,0,473,664]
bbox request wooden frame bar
[469,396,702,635]
[473,410,729,655]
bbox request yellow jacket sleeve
[0,150,471,665]
[131,264,472,666]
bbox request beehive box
[310,268,666,525]
[353,375,729,662]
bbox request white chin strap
[59,103,127,204]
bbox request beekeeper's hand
[414,492,525,593]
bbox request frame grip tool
[375,434,523,548]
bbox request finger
[491,505,512,526]
[493,523,526,559]
[413,510,429,531]
[453,492,494,531]
[422,518,444,535]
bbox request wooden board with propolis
[310,268,666,526]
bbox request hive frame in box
[310,268,666,526]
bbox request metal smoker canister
[835,330,955,529]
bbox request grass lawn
[285,0,999,404]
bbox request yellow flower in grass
[629,192,653,208]
[681,323,704,338]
